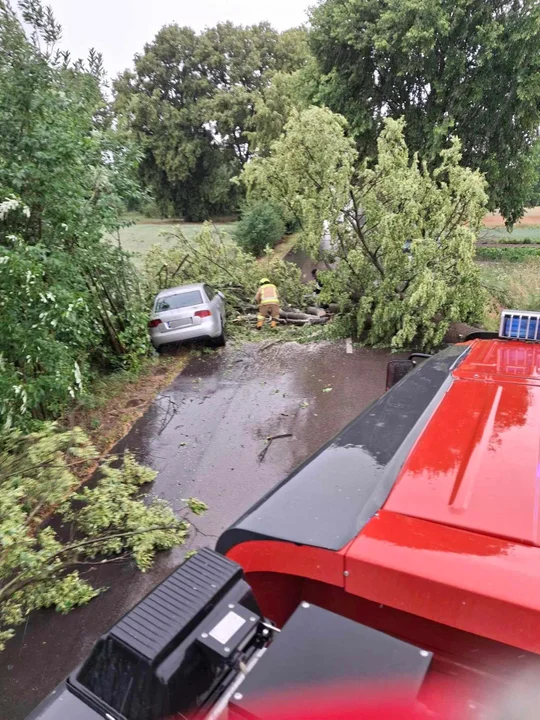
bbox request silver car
[148,283,226,351]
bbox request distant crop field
[482,207,540,228]
[107,220,238,256]
[479,207,540,244]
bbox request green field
[108,219,238,256]
[478,225,540,243]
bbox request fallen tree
[242,109,489,350]
[0,424,206,651]
[144,223,317,320]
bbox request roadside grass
[480,257,540,331]
[272,233,298,260]
[62,352,189,457]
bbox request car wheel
[211,328,226,348]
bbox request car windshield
[155,290,203,312]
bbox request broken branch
[258,433,293,463]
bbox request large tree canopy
[243,108,488,350]
[114,23,310,220]
[310,0,540,225]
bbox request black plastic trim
[409,352,432,363]
[217,344,469,555]
[464,331,499,341]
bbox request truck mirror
[386,360,415,391]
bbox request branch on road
[258,338,287,352]
[258,433,293,463]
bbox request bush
[235,201,286,256]
[140,198,166,219]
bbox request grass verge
[62,352,189,457]
[480,257,540,330]
[271,233,298,261]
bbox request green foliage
[244,109,488,350]
[480,237,540,245]
[248,63,319,156]
[0,423,197,650]
[235,201,286,256]
[524,142,540,208]
[310,0,540,226]
[113,23,310,220]
[184,498,208,516]
[144,223,308,316]
[0,2,150,430]
[476,246,540,262]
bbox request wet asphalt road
[1,340,402,719]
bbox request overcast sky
[44,0,311,79]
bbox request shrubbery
[234,201,286,256]
[0,4,208,646]
[0,3,149,431]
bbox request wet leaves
[183,498,208,515]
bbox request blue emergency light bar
[499,310,540,341]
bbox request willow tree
[243,107,488,349]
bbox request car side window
[204,285,216,301]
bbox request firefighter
[256,277,280,330]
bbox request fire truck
[28,310,540,719]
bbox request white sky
[44,0,311,79]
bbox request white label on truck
[209,611,246,644]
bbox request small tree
[0,424,206,651]
[243,108,488,350]
[235,201,286,256]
